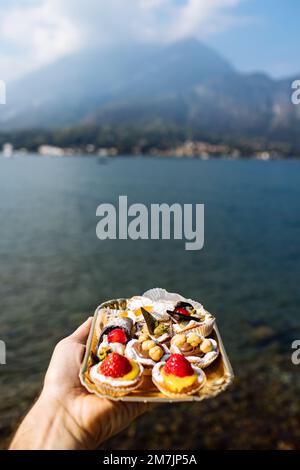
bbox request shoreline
[1,151,300,161]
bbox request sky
[0,0,299,82]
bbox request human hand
[9,318,152,450]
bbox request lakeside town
[0,141,292,161]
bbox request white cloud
[165,0,243,41]
[0,0,244,81]
[0,1,79,80]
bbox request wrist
[9,390,88,450]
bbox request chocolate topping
[133,341,151,359]
[180,343,194,353]
[179,342,205,358]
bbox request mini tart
[90,357,143,398]
[152,360,205,398]
[170,335,219,369]
[126,296,154,323]
[126,339,169,375]
[172,309,215,337]
[140,308,173,344]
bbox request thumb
[69,317,93,344]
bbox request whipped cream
[151,301,175,321]
[97,335,125,356]
[90,362,143,387]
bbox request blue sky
[0,0,299,81]
[208,0,300,78]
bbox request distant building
[38,145,64,157]
[255,151,270,161]
[2,143,13,158]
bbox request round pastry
[90,352,143,398]
[168,302,215,337]
[126,339,169,375]
[170,333,219,369]
[152,353,205,398]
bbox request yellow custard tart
[90,352,143,398]
[152,353,205,398]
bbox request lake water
[0,155,300,449]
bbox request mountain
[1,39,299,147]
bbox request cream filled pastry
[140,307,173,343]
[167,301,215,337]
[152,353,205,398]
[90,352,143,398]
[100,316,133,340]
[126,338,169,375]
[97,327,128,361]
[97,316,133,361]
[170,333,219,369]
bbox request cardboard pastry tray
[80,298,234,402]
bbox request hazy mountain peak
[0,39,297,143]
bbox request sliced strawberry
[99,352,132,378]
[175,307,190,316]
[107,328,127,344]
[164,354,194,377]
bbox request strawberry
[107,328,127,344]
[99,352,132,378]
[164,354,194,377]
[175,307,190,316]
